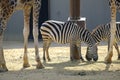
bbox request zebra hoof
[118,57,120,60]
[48,59,51,62]
[80,57,85,62]
[43,57,46,61]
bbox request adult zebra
[86,22,120,60]
[40,20,98,62]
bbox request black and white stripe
[40,20,98,61]
[88,22,120,59]
[92,22,120,43]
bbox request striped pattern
[92,22,120,43]
[41,20,64,43]
[90,22,120,59]
[40,20,98,61]
[41,20,95,45]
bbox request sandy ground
[0,41,120,80]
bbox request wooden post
[69,0,86,61]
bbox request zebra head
[86,43,98,61]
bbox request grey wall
[49,0,69,21]
[49,0,120,31]
[81,0,110,30]
[4,11,24,41]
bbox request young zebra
[40,20,98,62]
[86,22,120,60]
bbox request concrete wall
[4,11,24,41]
[49,0,120,31]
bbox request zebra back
[92,22,120,43]
[40,20,64,43]
[63,21,95,47]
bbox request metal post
[70,0,80,19]
[69,0,86,61]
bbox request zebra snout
[85,54,92,61]
[93,54,98,61]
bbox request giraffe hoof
[105,61,112,64]
[23,63,30,68]
[36,64,45,69]
[105,58,112,63]
[0,68,8,72]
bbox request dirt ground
[0,41,120,80]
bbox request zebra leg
[43,40,51,61]
[46,41,51,61]
[113,43,120,60]
[76,43,84,62]
[43,41,46,61]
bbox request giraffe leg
[105,41,113,63]
[0,31,8,72]
[0,7,15,72]
[113,43,120,60]
[33,2,44,69]
[105,27,114,63]
[105,0,117,63]
[33,27,44,69]
[23,6,32,68]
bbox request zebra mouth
[85,54,92,61]
[93,55,98,61]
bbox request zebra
[86,22,120,60]
[40,20,98,62]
